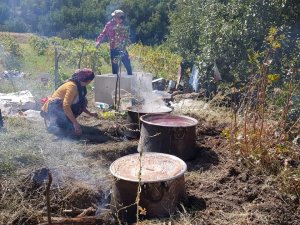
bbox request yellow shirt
[42,81,79,124]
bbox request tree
[167,0,300,83]
[118,0,176,45]
[0,3,10,23]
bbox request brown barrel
[138,114,198,161]
[125,106,172,139]
[110,153,187,223]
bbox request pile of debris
[0,70,26,80]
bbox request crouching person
[41,68,98,136]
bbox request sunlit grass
[20,43,53,75]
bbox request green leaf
[267,74,280,81]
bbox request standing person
[96,9,133,75]
[41,68,98,136]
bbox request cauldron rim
[110,152,187,183]
[140,113,198,127]
[127,105,172,114]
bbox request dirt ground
[1,92,300,225]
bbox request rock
[0,90,37,115]
[152,78,166,91]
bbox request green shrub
[0,34,23,70]
[0,34,23,57]
[29,36,50,56]
[129,43,182,80]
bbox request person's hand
[95,41,100,48]
[73,122,82,136]
[89,112,99,118]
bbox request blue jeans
[110,49,133,75]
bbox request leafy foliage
[0,34,23,57]
[116,0,176,45]
[32,36,111,78]
[0,34,23,70]
[167,0,300,84]
[226,27,300,195]
[29,36,50,56]
[129,43,182,80]
[1,0,176,45]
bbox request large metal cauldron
[138,114,198,161]
[125,105,172,139]
[110,152,187,223]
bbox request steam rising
[131,72,171,112]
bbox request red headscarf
[72,68,95,82]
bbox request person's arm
[83,108,98,118]
[96,20,112,46]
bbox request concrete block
[94,74,133,105]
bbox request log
[38,216,106,225]
[62,207,96,217]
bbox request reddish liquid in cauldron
[143,115,198,127]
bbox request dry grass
[0,82,299,225]
[172,98,232,124]
[0,116,113,224]
[0,32,34,44]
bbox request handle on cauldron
[167,127,187,140]
[174,127,187,139]
[142,182,169,203]
[167,127,187,155]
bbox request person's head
[111,9,125,24]
[72,68,95,86]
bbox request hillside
[0,32,300,225]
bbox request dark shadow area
[183,195,207,211]
[80,125,111,144]
[49,125,110,144]
[98,145,138,162]
[133,196,207,224]
[187,145,219,172]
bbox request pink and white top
[96,19,129,50]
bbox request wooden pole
[46,171,53,225]
[54,47,59,89]
[78,43,85,69]
[0,109,3,128]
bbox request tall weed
[228,27,300,194]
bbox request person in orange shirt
[41,68,98,136]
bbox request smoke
[40,138,111,190]
[131,72,170,112]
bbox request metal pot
[138,114,198,161]
[110,153,187,223]
[124,105,172,139]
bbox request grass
[0,117,45,173]
[20,43,53,75]
[0,116,111,224]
